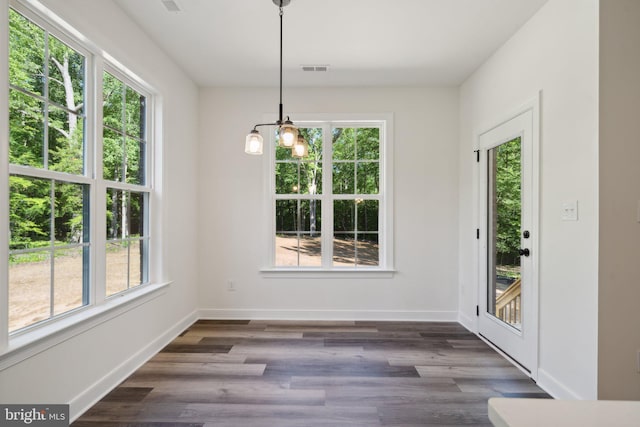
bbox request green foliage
[494,137,522,266]
[332,127,379,194]
[275,127,381,257]
[103,71,145,184]
[7,10,146,252]
[106,189,144,240]
[275,127,322,194]
[9,176,51,249]
[8,9,44,96]
[8,9,86,250]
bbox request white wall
[198,86,460,320]
[0,0,200,419]
[598,0,640,400]
[458,0,599,399]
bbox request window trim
[0,0,165,363]
[261,113,395,277]
[101,64,153,298]
[1,3,11,353]
[0,281,170,371]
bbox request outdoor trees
[8,9,145,253]
[7,8,148,330]
[8,9,85,251]
[274,125,380,266]
[494,137,522,268]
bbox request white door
[478,104,538,377]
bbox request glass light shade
[292,135,309,158]
[279,122,298,147]
[245,130,264,155]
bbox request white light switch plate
[561,200,578,221]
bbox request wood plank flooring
[73,320,550,426]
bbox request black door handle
[519,248,530,257]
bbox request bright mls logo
[1,405,68,426]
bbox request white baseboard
[458,311,477,333]
[198,308,458,322]
[69,309,199,422]
[536,368,587,400]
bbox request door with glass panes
[478,105,538,377]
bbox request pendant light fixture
[244,0,307,157]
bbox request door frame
[474,94,540,380]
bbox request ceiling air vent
[161,0,181,12]
[302,65,329,72]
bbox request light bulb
[245,130,263,155]
[292,134,309,158]
[279,121,298,148]
[293,143,305,157]
[282,130,295,146]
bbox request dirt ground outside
[9,237,375,332]
[276,235,379,267]
[8,242,141,332]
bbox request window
[2,4,156,338]
[7,8,90,332]
[271,117,392,271]
[275,127,323,266]
[103,71,150,296]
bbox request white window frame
[261,113,395,278]
[0,0,168,367]
[100,64,153,299]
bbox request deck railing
[496,277,521,325]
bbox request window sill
[260,268,396,279]
[0,282,171,371]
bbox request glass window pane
[300,128,323,160]
[125,86,145,138]
[300,200,321,233]
[53,246,84,315]
[275,200,297,233]
[333,163,355,194]
[106,188,124,240]
[300,161,322,194]
[334,200,354,232]
[9,89,45,167]
[332,128,354,160]
[356,128,380,160]
[106,241,128,296]
[275,235,299,266]
[299,235,321,267]
[103,71,123,129]
[125,137,143,185]
[129,240,143,287]
[275,144,292,160]
[54,181,88,244]
[487,137,523,329]
[357,200,379,232]
[9,251,51,332]
[357,234,379,266]
[129,192,145,237]
[103,128,124,182]
[48,35,85,110]
[333,233,355,267]
[48,105,84,174]
[9,9,45,96]
[276,162,298,194]
[9,176,51,250]
[356,162,379,194]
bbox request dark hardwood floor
[73,320,550,426]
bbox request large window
[103,71,149,296]
[3,4,154,337]
[272,119,392,270]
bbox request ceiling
[114,0,548,88]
